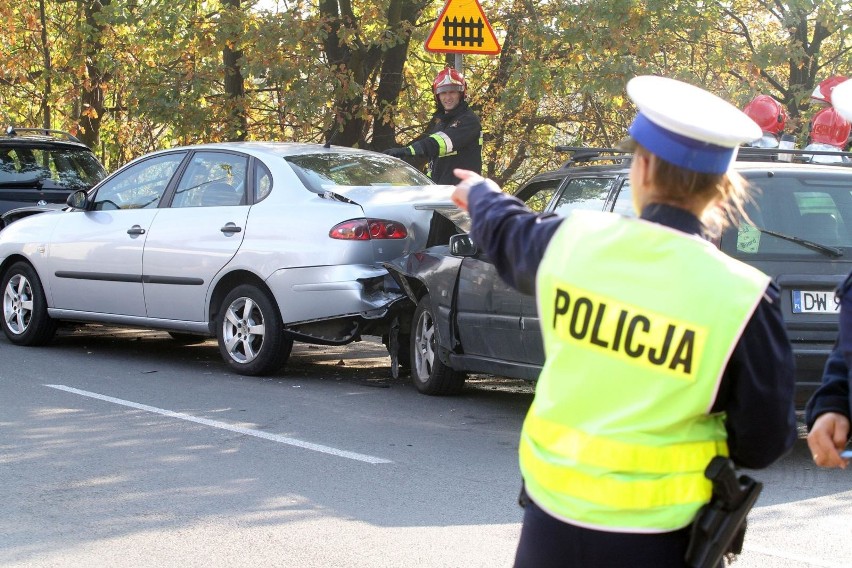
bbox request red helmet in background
[743,95,787,135]
[811,76,849,105]
[432,68,467,97]
[809,107,851,148]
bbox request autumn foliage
[1,0,849,189]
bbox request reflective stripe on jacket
[523,210,770,532]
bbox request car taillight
[329,219,408,240]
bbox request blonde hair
[635,145,753,237]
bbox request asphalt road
[1,325,850,567]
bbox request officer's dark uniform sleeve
[712,283,797,469]
[411,112,481,159]
[466,180,563,295]
[805,273,852,428]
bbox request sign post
[425,0,501,73]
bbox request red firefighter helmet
[432,68,467,96]
[810,76,849,105]
[743,95,787,135]
[809,107,851,148]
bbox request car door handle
[220,223,242,235]
[127,225,146,236]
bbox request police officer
[806,78,852,469]
[383,67,482,184]
[451,75,797,567]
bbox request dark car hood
[0,204,64,229]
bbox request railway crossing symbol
[425,0,501,55]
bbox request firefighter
[742,94,787,148]
[804,107,851,162]
[807,78,852,468]
[383,67,482,184]
[451,75,796,567]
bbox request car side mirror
[66,189,89,210]
[449,233,478,257]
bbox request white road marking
[45,384,392,464]
[744,545,848,568]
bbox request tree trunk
[38,0,52,130]
[371,0,422,149]
[78,0,111,150]
[222,0,247,141]
[319,0,426,148]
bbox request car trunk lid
[325,184,460,261]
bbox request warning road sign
[425,0,501,55]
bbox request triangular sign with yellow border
[425,0,501,55]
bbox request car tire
[410,294,466,395]
[1,261,57,345]
[216,284,293,376]
[167,332,208,345]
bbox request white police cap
[625,76,762,174]
[833,79,852,123]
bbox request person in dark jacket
[807,272,852,469]
[383,67,482,185]
[451,75,797,568]
[806,78,852,469]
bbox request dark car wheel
[411,294,466,395]
[216,284,293,376]
[1,261,57,345]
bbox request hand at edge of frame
[452,169,486,211]
[807,411,851,469]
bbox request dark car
[0,127,107,226]
[384,146,852,407]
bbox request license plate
[792,290,840,314]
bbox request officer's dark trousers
[513,499,698,568]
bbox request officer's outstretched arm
[451,169,485,211]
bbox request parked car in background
[0,127,107,227]
[0,142,458,375]
[385,146,852,407]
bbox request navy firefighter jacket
[409,100,482,185]
[465,180,797,469]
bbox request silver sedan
[0,142,456,375]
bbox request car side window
[514,178,563,213]
[551,177,614,217]
[0,147,104,190]
[172,151,248,208]
[93,153,185,210]
[255,160,272,202]
[611,180,635,217]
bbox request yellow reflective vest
[522,210,770,532]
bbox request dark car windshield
[722,172,852,257]
[285,153,433,192]
[0,146,106,190]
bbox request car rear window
[0,146,106,190]
[722,171,852,257]
[284,153,433,191]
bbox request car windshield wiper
[0,177,44,188]
[758,228,844,258]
